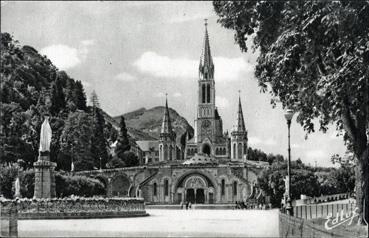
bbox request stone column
[33,154,56,198]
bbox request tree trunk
[355,146,369,225]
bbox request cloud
[169,12,213,23]
[248,136,277,146]
[264,138,277,146]
[306,150,327,160]
[134,51,253,82]
[216,96,229,109]
[153,92,166,98]
[249,137,262,146]
[115,72,136,82]
[41,40,95,70]
[81,80,91,88]
[173,92,182,97]
[41,45,81,70]
[291,143,302,148]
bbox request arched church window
[233,181,237,196]
[233,143,236,159]
[244,144,247,158]
[221,179,225,195]
[153,183,157,196]
[164,144,168,160]
[202,85,206,103]
[206,84,210,103]
[169,145,173,160]
[238,142,243,159]
[164,179,169,196]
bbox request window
[233,143,236,159]
[164,144,168,160]
[169,145,173,160]
[164,179,169,196]
[238,142,243,159]
[221,179,225,196]
[233,181,237,196]
[202,84,206,103]
[207,84,210,103]
[153,183,157,196]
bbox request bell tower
[195,19,216,145]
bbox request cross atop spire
[199,19,214,81]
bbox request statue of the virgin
[39,116,52,153]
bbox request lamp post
[284,109,294,216]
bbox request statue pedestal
[33,155,56,198]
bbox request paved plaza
[19,209,279,237]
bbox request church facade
[81,22,268,205]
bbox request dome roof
[183,153,218,165]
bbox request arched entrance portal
[184,175,207,204]
[202,144,211,155]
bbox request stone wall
[279,212,357,238]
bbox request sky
[1,1,347,167]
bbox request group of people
[235,201,270,210]
[180,201,192,209]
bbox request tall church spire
[234,93,246,132]
[161,94,173,134]
[199,19,214,80]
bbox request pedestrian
[185,201,189,210]
[180,201,183,209]
[189,202,192,209]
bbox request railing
[293,202,356,220]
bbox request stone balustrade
[1,197,148,220]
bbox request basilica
[82,22,268,205]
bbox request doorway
[196,189,205,204]
[186,189,195,203]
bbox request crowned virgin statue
[39,116,52,153]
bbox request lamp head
[284,109,295,121]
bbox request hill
[112,106,194,145]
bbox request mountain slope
[112,106,194,145]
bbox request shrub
[55,173,106,197]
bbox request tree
[90,90,100,109]
[90,91,108,169]
[50,78,66,115]
[258,160,321,208]
[108,116,131,168]
[60,111,94,171]
[73,80,87,111]
[115,116,130,157]
[214,1,369,223]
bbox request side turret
[231,95,248,161]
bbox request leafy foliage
[55,173,106,197]
[258,160,354,208]
[0,33,115,173]
[60,111,94,171]
[214,0,368,221]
